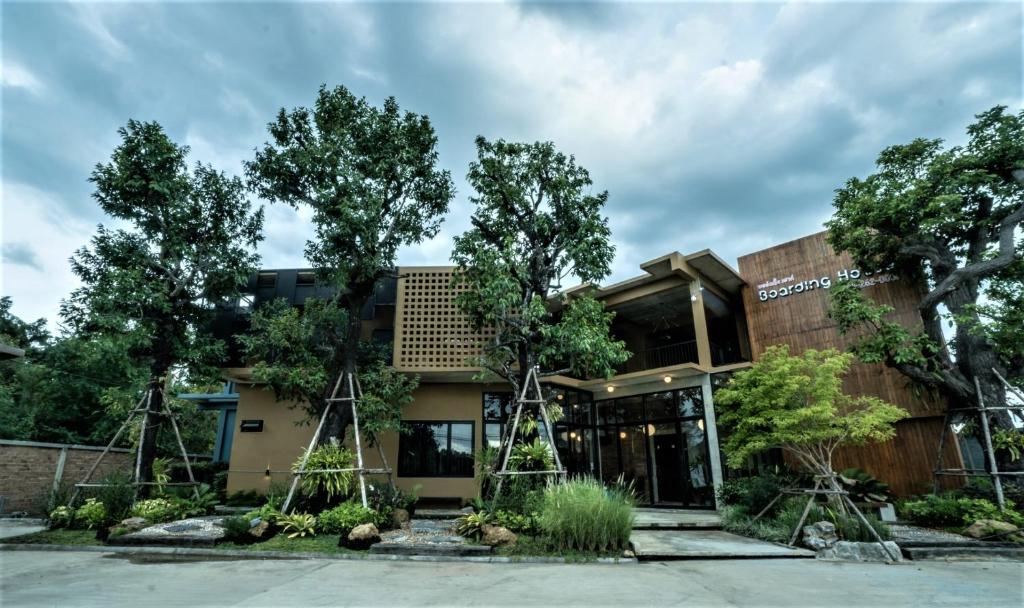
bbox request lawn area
[223,534,360,555]
[5,529,102,546]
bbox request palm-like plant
[279,512,317,538]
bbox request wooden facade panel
[739,231,957,495]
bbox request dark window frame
[397,420,476,478]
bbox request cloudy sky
[2,1,1020,328]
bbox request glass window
[256,272,277,288]
[678,387,704,418]
[296,271,316,286]
[644,391,676,420]
[398,421,475,477]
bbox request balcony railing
[616,340,746,374]
[617,340,700,374]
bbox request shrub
[91,472,136,525]
[716,473,797,516]
[75,498,107,530]
[48,505,76,529]
[131,498,180,523]
[279,512,317,538]
[899,495,1024,528]
[173,485,219,519]
[723,497,891,544]
[244,504,283,525]
[368,483,419,515]
[537,477,634,552]
[225,490,262,507]
[222,516,255,544]
[494,509,537,535]
[456,511,494,540]
[294,443,356,503]
[317,502,381,536]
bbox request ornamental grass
[537,477,635,552]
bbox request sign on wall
[756,268,898,303]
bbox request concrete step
[413,508,471,520]
[632,509,722,531]
[630,529,814,561]
[369,542,493,557]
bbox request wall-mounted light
[264,463,271,479]
[697,419,705,431]
[647,424,656,436]
[690,295,698,302]
[663,375,672,383]
[606,386,615,393]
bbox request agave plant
[455,511,493,540]
[509,437,554,472]
[294,443,355,501]
[279,512,317,538]
[838,468,891,503]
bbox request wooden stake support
[69,383,201,506]
[491,366,566,503]
[280,369,393,514]
[932,367,1024,510]
[753,474,900,563]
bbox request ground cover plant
[720,491,892,545]
[898,494,1024,529]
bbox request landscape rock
[248,520,271,539]
[343,523,382,550]
[801,521,838,550]
[459,506,475,515]
[480,524,517,547]
[963,519,1020,540]
[817,541,903,562]
[392,508,410,527]
[118,517,149,533]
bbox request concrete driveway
[0,519,46,540]
[1,549,1020,607]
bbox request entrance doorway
[596,388,713,507]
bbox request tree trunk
[317,294,367,446]
[137,366,169,498]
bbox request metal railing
[616,340,745,373]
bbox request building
[217,231,957,507]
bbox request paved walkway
[0,519,46,540]
[2,548,1019,607]
[632,508,721,529]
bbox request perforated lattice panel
[393,267,495,371]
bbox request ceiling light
[607,386,615,393]
[619,431,627,440]
[698,419,705,431]
[663,375,672,383]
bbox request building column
[700,374,725,508]
[689,278,713,368]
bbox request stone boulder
[480,524,517,548]
[118,517,149,533]
[248,520,271,540]
[963,519,1021,540]
[392,508,410,527]
[801,521,838,551]
[343,523,382,550]
[817,541,903,562]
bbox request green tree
[62,120,264,488]
[237,298,417,445]
[826,106,1023,433]
[451,137,628,397]
[715,345,908,479]
[245,85,453,443]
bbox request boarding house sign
[756,268,898,303]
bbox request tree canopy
[245,85,453,442]
[451,137,629,393]
[826,105,1023,425]
[62,120,263,484]
[715,345,908,475]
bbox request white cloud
[0,61,44,95]
[1,183,94,328]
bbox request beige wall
[227,381,506,500]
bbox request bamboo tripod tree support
[491,366,567,503]
[69,381,201,506]
[932,368,1024,510]
[751,473,901,563]
[280,370,393,514]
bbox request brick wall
[0,440,134,514]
